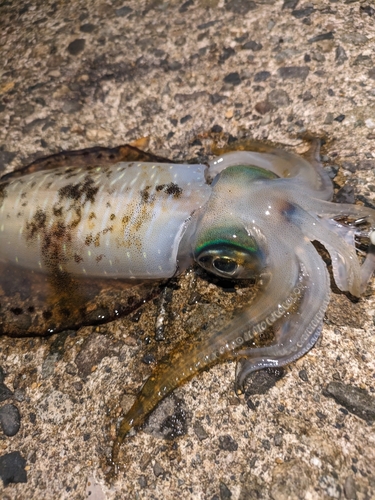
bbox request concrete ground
[0,0,375,498]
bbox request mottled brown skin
[1,144,172,181]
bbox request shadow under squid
[0,140,374,469]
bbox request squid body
[0,142,374,462]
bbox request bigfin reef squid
[0,140,374,469]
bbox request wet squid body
[1,143,375,460]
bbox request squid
[0,141,374,467]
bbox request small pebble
[223,72,241,86]
[225,109,234,119]
[292,7,315,18]
[73,382,83,392]
[115,6,133,17]
[308,32,334,43]
[341,161,356,173]
[138,475,147,488]
[255,101,273,115]
[142,353,156,365]
[193,421,208,441]
[80,23,96,33]
[219,47,235,63]
[262,439,271,450]
[225,0,257,14]
[299,369,309,382]
[254,71,271,82]
[62,99,82,114]
[244,367,284,397]
[180,114,192,124]
[267,89,290,107]
[242,40,262,51]
[219,481,232,499]
[344,475,357,500]
[335,46,348,65]
[0,451,27,486]
[274,432,283,446]
[67,39,85,56]
[0,404,21,436]
[210,93,225,105]
[301,90,313,101]
[0,368,13,403]
[179,0,194,13]
[324,382,375,423]
[218,435,238,452]
[65,363,78,376]
[153,461,165,478]
[278,66,309,80]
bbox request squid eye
[213,257,238,275]
[193,225,268,279]
[195,243,265,279]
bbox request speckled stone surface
[1,1,375,498]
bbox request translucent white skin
[0,162,210,279]
[208,143,333,200]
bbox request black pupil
[213,258,237,274]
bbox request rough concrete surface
[1,0,375,498]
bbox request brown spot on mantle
[58,175,99,204]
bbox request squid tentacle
[112,248,302,463]
[235,241,330,391]
[284,201,373,296]
[208,140,333,200]
[309,199,375,226]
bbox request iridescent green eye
[194,225,267,279]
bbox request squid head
[191,164,275,279]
